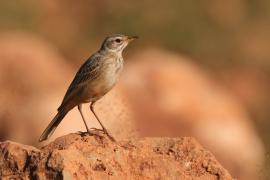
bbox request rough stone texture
[121,49,264,179]
[0,35,259,179]
[0,132,233,180]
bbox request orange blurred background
[0,1,269,179]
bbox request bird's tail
[39,109,68,142]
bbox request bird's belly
[84,62,123,101]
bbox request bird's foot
[89,128,105,133]
[76,131,90,136]
[76,129,103,138]
[79,128,116,142]
[102,129,116,142]
[106,134,116,142]
[88,129,115,141]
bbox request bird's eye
[115,38,121,43]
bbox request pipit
[39,34,138,142]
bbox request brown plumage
[39,34,138,142]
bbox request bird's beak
[127,36,138,42]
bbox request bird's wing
[58,54,102,110]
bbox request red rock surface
[0,34,263,179]
[121,49,265,179]
[0,132,233,179]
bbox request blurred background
[0,0,269,179]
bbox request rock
[0,132,233,179]
[121,49,264,179]
[0,37,263,179]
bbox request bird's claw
[79,128,116,142]
[89,128,105,133]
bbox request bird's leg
[90,102,116,141]
[78,104,91,133]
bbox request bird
[39,34,138,142]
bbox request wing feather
[58,54,102,110]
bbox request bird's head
[100,34,138,54]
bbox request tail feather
[39,109,68,142]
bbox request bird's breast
[103,57,123,87]
[85,57,123,100]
